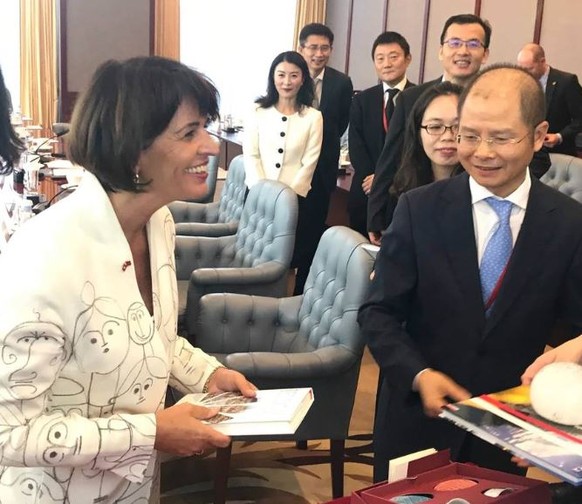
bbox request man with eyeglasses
[359,64,582,483]
[348,31,414,237]
[294,23,353,295]
[367,14,551,245]
[517,43,582,156]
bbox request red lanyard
[484,262,509,311]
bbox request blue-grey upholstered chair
[175,179,297,337]
[168,155,246,237]
[195,226,375,501]
[541,153,582,204]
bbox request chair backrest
[298,226,374,353]
[227,179,297,268]
[541,153,582,204]
[217,154,246,224]
[182,154,220,204]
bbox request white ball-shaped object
[530,362,582,426]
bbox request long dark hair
[391,82,463,197]
[0,66,24,174]
[255,51,314,111]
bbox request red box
[336,450,551,504]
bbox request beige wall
[327,0,582,89]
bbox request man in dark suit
[348,31,415,237]
[294,23,353,294]
[517,43,582,156]
[358,64,582,482]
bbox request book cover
[177,387,314,436]
[440,385,582,486]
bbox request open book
[177,387,314,436]
[440,385,582,486]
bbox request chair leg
[296,440,308,450]
[214,443,232,504]
[330,438,345,498]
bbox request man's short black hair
[299,23,334,47]
[371,31,411,59]
[440,14,492,49]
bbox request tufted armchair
[195,226,375,501]
[541,153,582,204]
[168,155,246,237]
[175,178,297,337]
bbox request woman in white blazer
[244,51,323,278]
[243,51,323,197]
[0,57,255,504]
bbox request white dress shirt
[382,77,408,107]
[470,169,531,265]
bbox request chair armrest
[224,346,360,380]
[174,235,235,280]
[191,261,286,286]
[175,221,238,237]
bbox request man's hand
[154,403,230,456]
[543,133,561,148]
[521,335,582,385]
[362,174,375,195]
[206,367,257,398]
[368,231,382,246]
[416,369,471,417]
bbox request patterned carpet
[160,349,378,504]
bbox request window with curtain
[180,0,297,124]
[0,0,21,110]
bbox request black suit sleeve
[367,97,407,232]
[348,94,375,180]
[559,74,582,143]
[358,194,428,390]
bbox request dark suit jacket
[545,67,582,155]
[314,66,353,195]
[348,81,415,215]
[358,173,582,463]
[367,78,552,233]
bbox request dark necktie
[480,197,514,312]
[383,88,400,133]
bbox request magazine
[440,385,582,486]
[177,387,314,436]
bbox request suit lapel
[485,179,556,332]
[438,174,485,329]
[545,68,557,113]
[320,69,333,112]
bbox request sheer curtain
[154,0,180,60]
[293,0,327,46]
[20,0,58,136]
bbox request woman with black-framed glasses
[385,82,464,226]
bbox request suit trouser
[292,176,331,295]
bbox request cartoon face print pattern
[0,468,65,503]
[1,321,70,401]
[73,283,129,374]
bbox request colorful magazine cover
[440,385,582,486]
